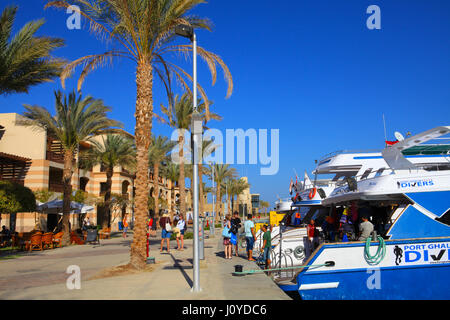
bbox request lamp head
[175,24,194,40]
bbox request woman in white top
[176,214,186,251]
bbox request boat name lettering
[397,179,434,189]
[393,242,450,266]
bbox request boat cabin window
[283,206,329,227]
[320,204,404,243]
[360,168,372,180]
[374,168,385,177]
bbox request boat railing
[318,149,382,162]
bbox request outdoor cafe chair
[42,232,54,249]
[28,232,43,251]
[99,227,111,239]
[52,232,63,248]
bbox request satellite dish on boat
[394,131,405,141]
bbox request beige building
[0,113,189,232]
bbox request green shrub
[0,181,36,214]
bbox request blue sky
[1,1,450,207]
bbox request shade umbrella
[37,200,94,214]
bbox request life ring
[309,188,317,200]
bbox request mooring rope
[364,236,386,265]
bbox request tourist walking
[222,214,232,259]
[244,214,257,261]
[122,213,129,239]
[159,212,172,252]
[230,211,241,257]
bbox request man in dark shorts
[230,211,241,257]
[260,225,272,271]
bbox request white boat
[277,126,450,299]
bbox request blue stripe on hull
[298,264,450,300]
[406,190,450,218]
[388,205,450,239]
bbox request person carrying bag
[159,212,172,253]
[222,214,233,259]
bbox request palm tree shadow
[167,253,193,288]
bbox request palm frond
[0,5,65,95]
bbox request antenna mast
[383,114,387,147]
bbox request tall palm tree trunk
[178,135,186,219]
[103,168,113,228]
[62,149,74,246]
[153,163,160,218]
[130,61,153,270]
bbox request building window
[100,182,108,195]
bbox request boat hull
[294,237,450,300]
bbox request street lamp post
[175,24,201,293]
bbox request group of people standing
[222,213,272,270]
[157,212,187,253]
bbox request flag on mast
[289,178,294,195]
[304,170,312,187]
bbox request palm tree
[231,178,250,214]
[207,164,237,222]
[45,0,233,270]
[162,162,179,216]
[79,134,136,228]
[148,135,176,218]
[224,177,235,215]
[0,6,65,95]
[161,93,220,219]
[161,93,191,219]
[259,200,270,216]
[199,140,218,215]
[22,90,121,245]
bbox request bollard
[232,264,245,277]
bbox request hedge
[0,181,36,214]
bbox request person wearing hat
[159,212,172,252]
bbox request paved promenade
[0,231,291,300]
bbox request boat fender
[308,188,317,200]
[293,246,305,259]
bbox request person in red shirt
[307,219,318,256]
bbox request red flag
[385,140,399,146]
